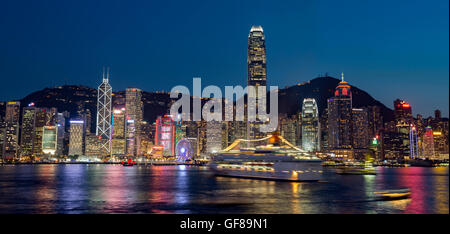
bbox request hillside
[278,76,394,121]
[0,76,394,127]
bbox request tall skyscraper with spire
[247,25,266,88]
[96,68,112,154]
[327,73,353,149]
[247,25,267,145]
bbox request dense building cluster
[0,26,448,163]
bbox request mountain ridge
[1,76,394,126]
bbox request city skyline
[1,72,447,119]
[0,0,448,217]
[0,0,448,118]
[0,6,448,165]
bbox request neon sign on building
[155,115,175,156]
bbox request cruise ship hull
[209,160,323,182]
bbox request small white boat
[374,188,411,200]
[336,159,377,175]
[336,167,376,175]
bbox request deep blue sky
[0,0,448,117]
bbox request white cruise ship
[209,135,323,181]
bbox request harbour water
[0,164,447,214]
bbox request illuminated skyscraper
[78,107,92,134]
[84,133,105,157]
[319,108,329,150]
[409,125,419,159]
[42,126,57,155]
[125,88,143,156]
[327,74,352,149]
[111,108,126,156]
[394,99,413,126]
[301,98,320,152]
[139,120,155,156]
[0,119,5,160]
[155,115,175,156]
[96,69,112,153]
[383,131,405,159]
[429,112,448,160]
[367,105,383,139]
[2,102,20,160]
[235,121,248,141]
[415,114,424,137]
[432,130,448,160]
[68,120,85,156]
[280,115,299,147]
[126,119,136,156]
[21,105,63,157]
[206,120,222,153]
[186,137,199,159]
[197,121,207,154]
[56,113,66,156]
[33,108,49,157]
[20,106,37,157]
[247,25,267,145]
[422,126,434,159]
[352,108,369,149]
[247,25,266,88]
[393,99,412,157]
[173,114,185,149]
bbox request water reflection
[0,165,447,214]
[98,165,139,213]
[57,164,88,213]
[363,174,376,197]
[433,167,449,214]
[374,167,449,214]
[35,164,57,213]
[291,182,302,213]
[399,167,425,213]
[384,198,412,211]
[148,166,174,204]
[175,165,189,207]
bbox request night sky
[0,0,448,117]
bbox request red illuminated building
[155,115,175,156]
[327,73,353,149]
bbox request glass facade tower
[301,98,320,152]
[247,25,267,145]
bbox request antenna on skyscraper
[106,66,110,81]
[341,72,344,82]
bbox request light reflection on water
[434,167,449,214]
[0,165,447,214]
[57,164,87,213]
[36,164,57,213]
[291,182,302,214]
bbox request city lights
[0,2,447,219]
